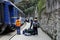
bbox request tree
[37,0,46,13]
[37,0,46,18]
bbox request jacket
[15,19,21,27]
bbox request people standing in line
[15,18,21,35]
[33,17,39,35]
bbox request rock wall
[40,0,60,40]
[40,10,57,40]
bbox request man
[15,18,21,35]
[33,17,39,35]
[30,19,33,28]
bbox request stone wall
[40,10,57,40]
[40,0,60,40]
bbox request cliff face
[46,0,57,13]
[40,0,60,40]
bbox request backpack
[33,21,38,27]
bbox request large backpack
[33,21,38,27]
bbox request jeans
[33,27,38,35]
[16,27,20,34]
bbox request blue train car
[0,1,25,34]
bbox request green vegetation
[37,0,46,18]
[16,0,46,16]
[37,0,46,13]
[16,0,38,16]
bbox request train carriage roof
[4,1,25,16]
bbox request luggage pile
[23,28,35,36]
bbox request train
[0,1,25,34]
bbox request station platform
[10,22,52,40]
[0,23,26,40]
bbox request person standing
[15,18,21,35]
[30,19,33,28]
[33,17,38,35]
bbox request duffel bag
[24,32,31,36]
[23,29,28,34]
[23,29,31,36]
[28,28,33,33]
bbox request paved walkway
[11,23,52,40]
[0,23,26,40]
